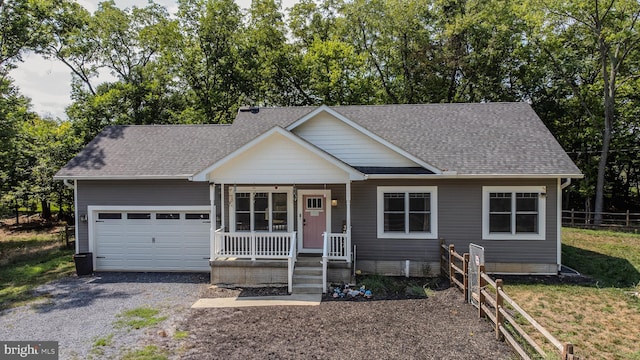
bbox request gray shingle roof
[55,103,581,178]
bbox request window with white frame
[482,186,546,240]
[377,186,438,239]
[232,188,292,232]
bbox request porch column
[346,181,352,264]
[209,182,216,228]
[221,182,226,231]
[209,182,216,260]
[346,181,351,231]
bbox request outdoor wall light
[331,199,338,207]
[80,214,88,222]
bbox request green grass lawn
[506,228,640,360]
[0,229,75,310]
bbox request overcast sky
[10,0,298,120]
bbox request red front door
[303,195,326,249]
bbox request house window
[185,213,209,220]
[156,213,180,220]
[306,197,323,210]
[233,189,291,232]
[127,213,151,220]
[482,186,546,240]
[377,186,438,239]
[98,213,122,220]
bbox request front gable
[191,127,365,184]
[287,106,441,173]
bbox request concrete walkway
[191,294,322,308]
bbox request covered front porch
[188,126,366,292]
[206,183,354,293]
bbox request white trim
[286,105,442,174]
[221,182,225,231]
[55,173,583,181]
[191,126,366,182]
[55,175,191,181]
[74,180,79,254]
[87,205,211,271]
[346,182,351,234]
[482,186,546,241]
[297,189,332,253]
[210,183,216,260]
[228,186,294,233]
[376,186,438,239]
[557,179,562,272]
[367,173,583,179]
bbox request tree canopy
[2,0,640,220]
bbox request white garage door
[93,210,211,272]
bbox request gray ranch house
[55,103,582,293]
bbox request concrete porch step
[293,267,322,276]
[293,274,322,285]
[295,257,323,266]
[292,256,324,295]
[292,283,324,294]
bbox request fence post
[463,253,469,303]
[563,343,574,360]
[626,210,630,230]
[495,279,504,341]
[440,239,445,277]
[478,264,485,319]
[448,244,455,285]
[571,209,575,227]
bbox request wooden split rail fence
[439,240,579,360]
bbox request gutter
[366,173,584,180]
[561,178,572,189]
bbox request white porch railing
[213,230,296,260]
[322,230,351,293]
[212,229,297,293]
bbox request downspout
[63,179,74,189]
[557,178,571,273]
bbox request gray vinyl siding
[76,180,210,252]
[351,179,558,265]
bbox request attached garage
[88,206,211,272]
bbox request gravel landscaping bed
[159,287,514,359]
[1,274,515,359]
[0,272,207,359]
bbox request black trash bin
[73,252,93,276]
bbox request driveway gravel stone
[0,272,208,359]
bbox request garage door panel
[93,210,210,272]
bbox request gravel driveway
[0,272,208,359]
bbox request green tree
[175,0,246,123]
[527,0,640,222]
[244,0,311,106]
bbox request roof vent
[239,106,260,114]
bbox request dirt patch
[497,274,597,286]
[160,287,513,359]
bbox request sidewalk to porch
[191,294,322,308]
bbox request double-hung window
[377,186,438,239]
[482,186,546,240]
[232,187,292,232]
